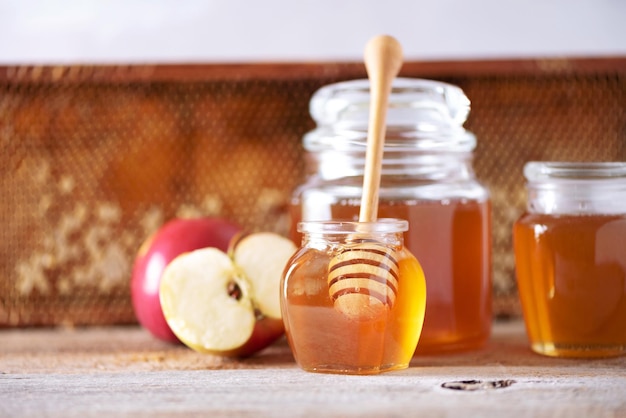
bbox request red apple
[159,232,297,357]
[131,217,242,342]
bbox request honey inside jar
[289,198,491,354]
[281,220,426,374]
[290,77,492,354]
[514,213,626,358]
[513,161,626,358]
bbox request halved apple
[131,217,242,343]
[159,232,297,357]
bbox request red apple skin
[131,217,242,343]
[223,317,286,358]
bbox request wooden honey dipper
[327,35,404,320]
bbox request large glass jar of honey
[513,162,626,358]
[281,219,427,374]
[289,78,492,354]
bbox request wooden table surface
[1,320,624,417]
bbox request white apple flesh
[159,233,297,357]
[160,248,255,352]
[232,232,298,320]
[131,217,242,343]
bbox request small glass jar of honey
[281,219,427,374]
[289,78,491,354]
[513,162,626,358]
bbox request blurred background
[1,0,625,328]
[1,0,625,63]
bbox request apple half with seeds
[159,232,297,358]
[131,217,242,343]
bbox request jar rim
[524,161,626,182]
[523,162,626,215]
[297,218,409,234]
[309,77,471,128]
[305,77,476,154]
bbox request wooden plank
[1,368,625,418]
[1,57,625,84]
[0,321,625,417]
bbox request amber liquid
[514,214,626,358]
[290,199,492,354]
[281,245,426,374]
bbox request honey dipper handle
[359,35,404,223]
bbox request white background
[0,0,625,64]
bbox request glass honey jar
[281,219,427,374]
[289,78,492,354]
[513,162,626,358]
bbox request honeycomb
[1,61,624,326]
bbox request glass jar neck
[298,220,407,248]
[307,146,475,182]
[524,162,626,215]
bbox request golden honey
[513,162,626,358]
[290,199,491,353]
[281,220,426,374]
[290,78,492,353]
[514,214,626,357]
